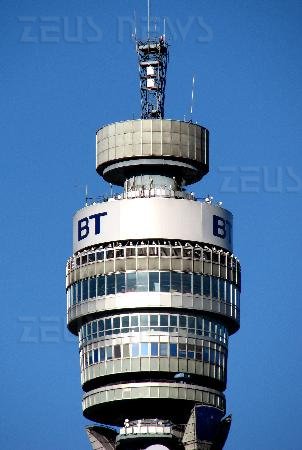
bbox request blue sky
[1,1,302,449]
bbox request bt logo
[78,212,108,241]
[213,215,232,245]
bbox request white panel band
[73,198,233,253]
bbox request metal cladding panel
[195,405,224,443]
[73,198,233,253]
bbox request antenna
[136,1,169,119]
[147,0,150,40]
[190,74,195,120]
[132,9,137,41]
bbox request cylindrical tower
[66,34,241,450]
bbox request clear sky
[1,1,302,449]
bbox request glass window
[219,279,225,300]
[179,343,186,358]
[123,344,130,357]
[72,284,77,305]
[131,316,138,327]
[160,343,168,356]
[98,319,104,337]
[100,347,105,361]
[203,347,209,363]
[183,248,192,258]
[106,249,114,259]
[113,317,120,333]
[93,349,99,363]
[114,345,121,358]
[149,246,158,256]
[141,342,149,356]
[116,273,126,293]
[226,282,231,303]
[160,315,168,327]
[171,272,181,292]
[179,315,187,329]
[196,317,203,335]
[182,273,192,294]
[151,342,158,356]
[106,346,112,360]
[131,343,139,357]
[140,315,148,326]
[187,344,194,359]
[188,316,195,332]
[150,315,158,327]
[193,273,201,295]
[122,316,129,330]
[204,251,211,261]
[86,323,92,339]
[204,319,209,336]
[149,272,160,292]
[82,255,88,265]
[76,257,80,266]
[170,343,177,357]
[88,350,93,365]
[136,272,148,292]
[105,318,112,335]
[172,247,181,257]
[193,248,201,259]
[160,246,170,257]
[96,250,104,261]
[196,345,202,360]
[160,272,170,292]
[170,315,177,327]
[89,278,96,298]
[212,277,218,299]
[116,248,124,258]
[137,247,147,256]
[126,273,136,292]
[107,274,116,295]
[121,316,129,327]
[203,276,210,296]
[82,279,88,301]
[88,253,95,263]
[92,321,97,338]
[212,252,219,263]
[210,349,215,364]
[97,276,105,296]
[126,247,136,257]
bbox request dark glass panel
[116,273,126,293]
[89,278,96,298]
[82,279,88,301]
[160,272,170,292]
[170,343,177,357]
[151,342,158,356]
[97,276,105,296]
[149,272,159,292]
[107,274,116,295]
[182,273,192,294]
[193,273,201,295]
[171,272,181,292]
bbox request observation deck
[96,119,209,186]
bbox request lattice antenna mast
[136,2,169,119]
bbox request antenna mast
[136,1,169,119]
